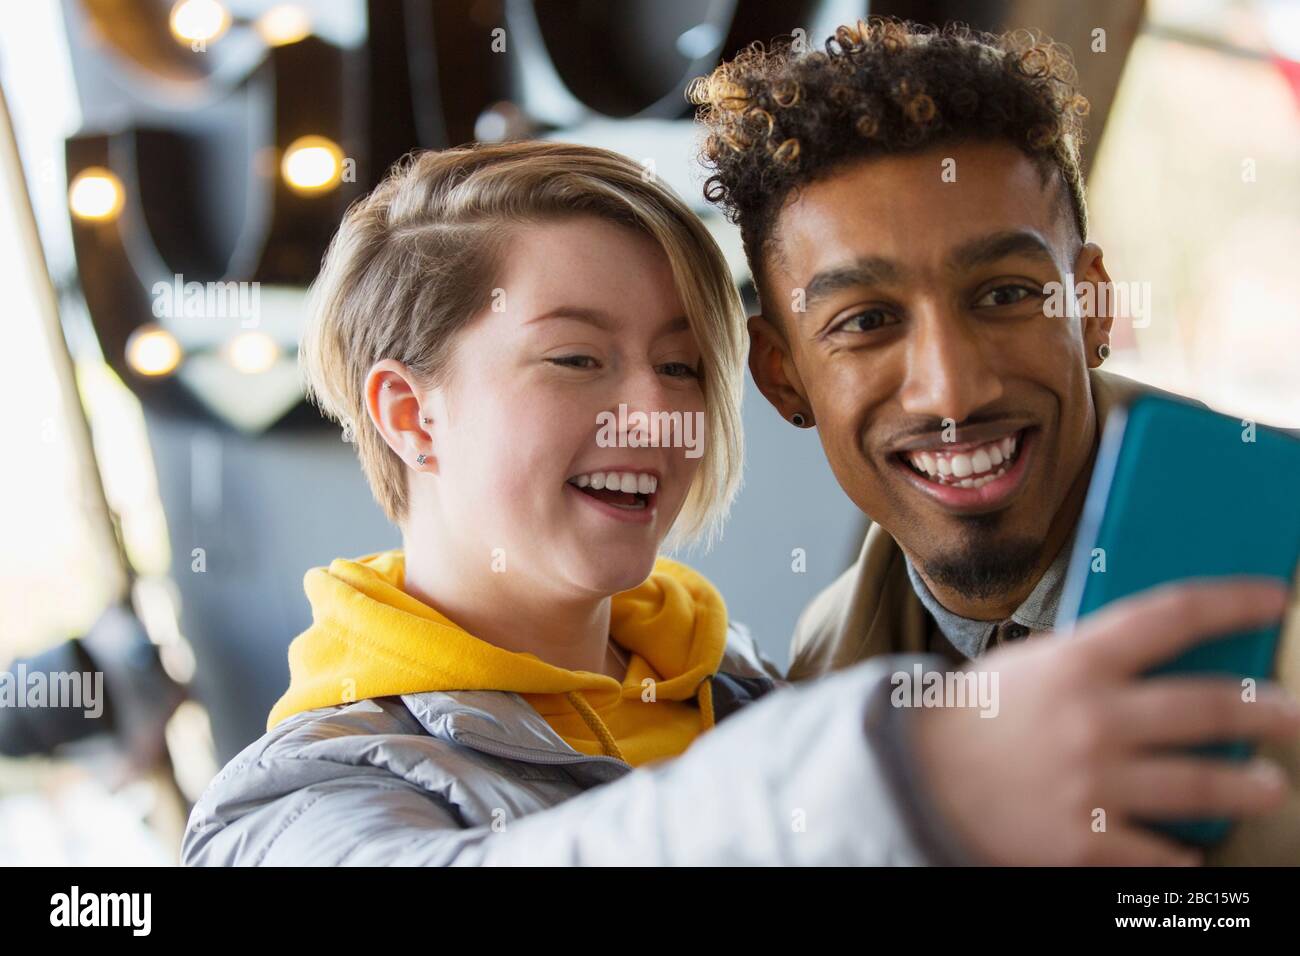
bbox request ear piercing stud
[1097,343,1111,362]
[416,454,427,465]
[791,413,808,427]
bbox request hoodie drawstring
[565,676,717,762]
[696,676,716,730]
[564,690,627,762]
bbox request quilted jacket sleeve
[181,654,978,866]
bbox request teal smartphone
[1058,392,1300,847]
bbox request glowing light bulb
[281,135,344,194]
[226,331,280,374]
[126,325,183,376]
[256,5,311,47]
[68,167,125,222]
[169,0,230,45]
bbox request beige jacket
[788,367,1300,866]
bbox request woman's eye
[658,361,700,378]
[976,284,1037,308]
[547,355,599,370]
[833,309,895,334]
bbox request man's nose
[897,307,1003,424]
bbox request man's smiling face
[750,140,1114,618]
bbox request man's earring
[791,413,808,427]
[1097,343,1111,362]
[415,454,427,465]
[420,416,430,426]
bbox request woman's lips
[565,481,657,525]
[889,427,1037,514]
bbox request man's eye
[658,361,700,378]
[547,355,599,369]
[832,309,895,334]
[976,284,1037,308]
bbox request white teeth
[568,471,659,495]
[903,431,1024,486]
[965,467,1007,489]
[939,464,1009,490]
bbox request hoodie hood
[267,550,729,765]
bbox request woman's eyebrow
[657,316,691,337]
[527,306,614,330]
[527,308,690,338]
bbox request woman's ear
[748,314,815,427]
[365,359,437,471]
[1074,242,1116,367]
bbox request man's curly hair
[689,18,1091,301]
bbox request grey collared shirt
[903,525,1079,661]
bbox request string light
[280,135,344,194]
[68,167,125,222]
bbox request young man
[694,18,1299,864]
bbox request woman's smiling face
[404,216,707,597]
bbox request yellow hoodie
[267,550,730,767]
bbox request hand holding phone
[1059,394,1300,846]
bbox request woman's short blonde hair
[299,140,746,550]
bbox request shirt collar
[902,522,1079,659]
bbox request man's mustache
[882,413,1034,453]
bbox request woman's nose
[606,368,683,446]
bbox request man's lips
[889,422,1036,454]
[888,426,1038,514]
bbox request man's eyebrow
[803,257,905,308]
[526,307,690,337]
[948,230,1057,272]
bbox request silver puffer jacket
[181,624,974,865]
